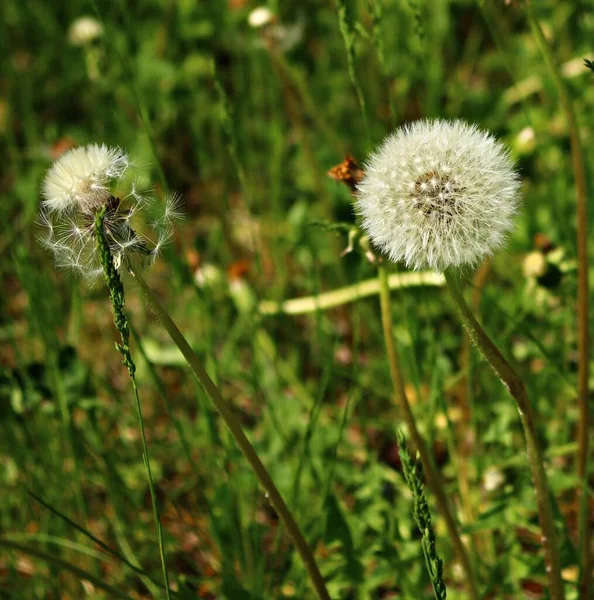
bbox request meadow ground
[1,1,593,598]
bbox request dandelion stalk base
[377,263,480,600]
[95,208,172,600]
[444,269,565,600]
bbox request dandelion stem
[127,263,331,600]
[95,208,172,600]
[445,269,565,600]
[377,263,480,600]
[523,6,590,596]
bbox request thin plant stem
[26,489,164,595]
[259,271,444,316]
[268,50,343,156]
[130,324,196,468]
[0,539,133,600]
[445,269,565,600]
[127,263,331,600]
[365,0,397,128]
[523,6,590,596]
[377,262,480,600]
[337,0,370,147]
[95,209,172,600]
[397,431,447,600]
[458,261,492,559]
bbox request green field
[1,1,593,598]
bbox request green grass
[1,1,593,598]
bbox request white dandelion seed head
[248,7,275,28]
[68,16,103,46]
[356,119,521,271]
[42,144,129,214]
[38,144,183,281]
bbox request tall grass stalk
[127,263,331,600]
[15,253,88,524]
[377,262,480,600]
[0,539,133,600]
[523,6,590,596]
[445,269,565,600]
[95,209,172,600]
[337,0,370,147]
[397,431,447,600]
[365,0,397,127]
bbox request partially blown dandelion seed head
[38,144,184,283]
[42,144,129,214]
[356,119,521,271]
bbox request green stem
[0,539,133,600]
[337,0,370,147]
[259,271,444,316]
[445,269,565,600]
[377,263,480,600]
[131,325,196,468]
[95,209,171,600]
[523,6,590,596]
[397,431,447,600]
[129,378,171,600]
[128,264,331,600]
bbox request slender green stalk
[0,539,133,600]
[523,7,590,596]
[397,431,447,600]
[365,0,397,127]
[337,0,370,146]
[211,59,249,201]
[26,489,164,594]
[269,51,343,154]
[95,209,172,600]
[127,264,331,600]
[131,324,195,468]
[377,263,480,600]
[445,269,565,600]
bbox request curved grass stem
[522,6,590,596]
[128,264,331,600]
[377,263,480,600]
[445,269,565,600]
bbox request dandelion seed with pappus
[38,144,183,282]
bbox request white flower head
[248,7,275,28]
[38,144,183,283]
[356,119,521,271]
[68,16,103,46]
[42,144,129,214]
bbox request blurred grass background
[1,0,593,598]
